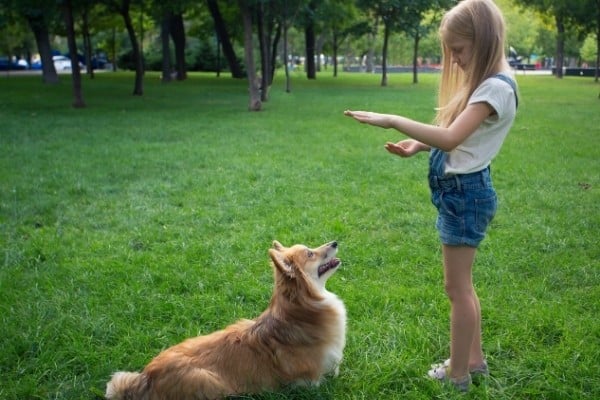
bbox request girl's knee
[444,283,475,302]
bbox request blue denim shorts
[428,167,497,248]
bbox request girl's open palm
[384,139,426,158]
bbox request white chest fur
[321,289,347,376]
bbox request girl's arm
[344,102,492,152]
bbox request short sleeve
[469,78,516,120]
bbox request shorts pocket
[439,191,464,218]
[474,193,497,234]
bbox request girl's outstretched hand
[344,110,391,129]
[384,139,428,158]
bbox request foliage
[0,71,599,399]
[580,33,598,63]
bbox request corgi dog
[106,240,346,400]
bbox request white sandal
[431,358,489,376]
[427,363,471,392]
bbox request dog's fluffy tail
[105,371,148,399]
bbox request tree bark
[82,6,95,79]
[63,0,86,108]
[256,3,269,101]
[119,0,144,95]
[170,13,187,80]
[381,22,389,87]
[239,0,261,111]
[283,16,291,93]
[161,11,172,83]
[333,32,339,77]
[594,0,600,83]
[269,22,281,85]
[555,14,565,79]
[207,0,245,78]
[305,22,316,79]
[26,15,58,84]
[412,30,420,84]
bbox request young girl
[344,0,517,392]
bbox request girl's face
[445,35,474,71]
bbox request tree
[61,0,86,107]
[514,0,583,78]
[399,0,454,84]
[238,0,261,111]
[159,7,172,82]
[301,0,319,79]
[170,12,187,80]
[575,0,600,81]
[5,0,60,83]
[280,0,304,92]
[106,0,144,94]
[0,3,35,71]
[318,0,364,78]
[356,0,406,86]
[206,0,244,78]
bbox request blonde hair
[435,0,510,127]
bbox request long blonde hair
[435,0,510,127]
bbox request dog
[106,240,346,400]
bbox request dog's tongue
[318,258,340,277]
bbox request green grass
[1,71,598,399]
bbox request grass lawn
[1,70,598,399]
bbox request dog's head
[269,240,340,291]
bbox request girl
[344,0,517,392]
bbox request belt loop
[481,166,490,187]
[454,175,461,191]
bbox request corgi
[106,240,346,399]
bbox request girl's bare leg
[442,245,485,379]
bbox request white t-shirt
[445,74,517,175]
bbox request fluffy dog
[106,240,346,399]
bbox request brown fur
[106,240,346,400]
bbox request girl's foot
[432,358,489,376]
[427,364,471,392]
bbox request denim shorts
[428,150,497,247]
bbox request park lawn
[0,71,598,399]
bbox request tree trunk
[305,23,316,79]
[269,22,281,85]
[381,23,389,87]
[120,0,144,95]
[333,32,338,78]
[256,3,274,101]
[594,0,600,82]
[63,0,86,108]
[239,0,261,111]
[412,30,420,84]
[82,7,95,79]
[111,26,117,72]
[170,13,187,80]
[26,15,58,84]
[555,14,565,79]
[283,18,291,93]
[161,11,172,83]
[256,4,268,101]
[207,0,244,79]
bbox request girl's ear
[269,249,294,278]
[272,240,285,251]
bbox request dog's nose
[331,241,338,248]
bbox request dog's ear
[269,249,295,279]
[272,240,285,251]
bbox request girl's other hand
[344,110,390,129]
[384,139,428,158]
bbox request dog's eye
[306,250,314,258]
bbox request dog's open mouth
[318,258,340,277]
